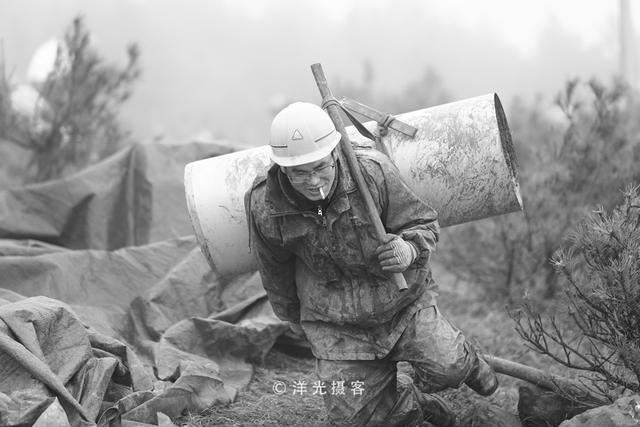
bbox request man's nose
[307,173,321,185]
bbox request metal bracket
[340,97,418,138]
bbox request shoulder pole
[311,63,408,291]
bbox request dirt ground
[177,264,554,426]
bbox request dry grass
[177,349,326,427]
[177,263,569,426]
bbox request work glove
[375,233,418,273]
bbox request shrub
[439,78,640,301]
[510,185,640,401]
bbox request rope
[321,97,341,111]
[380,114,395,129]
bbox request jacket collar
[264,151,356,217]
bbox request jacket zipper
[317,205,327,227]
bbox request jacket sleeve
[361,152,439,259]
[244,189,300,323]
[385,161,439,254]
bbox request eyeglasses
[286,162,335,183]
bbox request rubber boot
[465,355,498,396]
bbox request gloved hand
[376,234,418,273]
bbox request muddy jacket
[245,148,439,360]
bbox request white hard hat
[269,102,341,167]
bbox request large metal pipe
[185,93,522,276]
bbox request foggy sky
[0,0,626,146]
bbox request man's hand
[375,234,418,273]
[288,322,305,339]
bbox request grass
[177,263,570,426]
[177,350,326,426]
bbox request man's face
[281,154,336,201]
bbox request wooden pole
[311,63,408,291]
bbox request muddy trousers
[316,306,478,426]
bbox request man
[245,102,497,426]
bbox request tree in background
[510,184,640,402]
[0,16,140,183]
[438,78,640,302]
[335,59,453,115]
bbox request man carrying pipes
[244,101,498,426]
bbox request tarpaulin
[0,236,198,340]
[0,140,238,251]
[0,239,287,425]
[0,141,289,426]
[141,140,238,243]
[155,290,287,403]
[0,296,152,426]
[0,144,151,250]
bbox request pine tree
[0,16,140,183]
[511,185,640,401]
